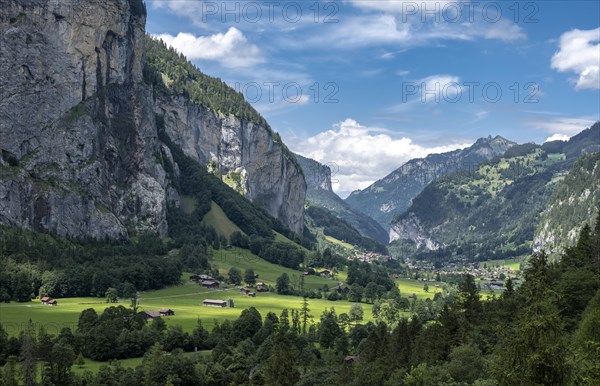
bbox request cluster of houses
[352,252,391,263]
[403,259,521,290]
[484,281,507,291]
[191,274,220,289]
[40,297,58,306]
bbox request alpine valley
[0,1,599,386]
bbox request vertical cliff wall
[0,0,169,239]
[0,0,306,239]
[155,96,306,234]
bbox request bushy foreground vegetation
[1,213,598,385]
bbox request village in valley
[402,258,523,291]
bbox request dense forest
[144,36,302,173]
[1,212,598,385]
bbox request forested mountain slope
[390,123,600,261]
[295,154,389,244]
[534,152,600,259]
[345,136,515,231]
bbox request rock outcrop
[0,0,306,239]
[295,153,388,244]
[156,96,306,234]
[0,0,169,239]
[389,213,440,249]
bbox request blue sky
[146,1,600,197]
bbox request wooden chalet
[140,310,161,320]
[256,282,269,292]
[159,308,175,316]
[202,299,228,308]
[200,280,219,289]
[191,274,215,283]
[239,287,256,297]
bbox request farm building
[191,274,215,283]
[239,287,256,297]
[256,282,269,292]
[200,280,219,289]
[41,297,57,306]
[159,308,175,316]
[333,284,349,294]
[140,310,161,320]
[202,299,228,308]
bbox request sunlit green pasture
[0,275,371,338]
[210,247,341,290]
[484,258,522,272]
[395,278,443,299]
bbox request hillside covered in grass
[390,123,600,262]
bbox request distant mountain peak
[345,133,516,231]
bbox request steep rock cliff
[0,0,169,239]
[0,0,306,239]
[295,153,389,244]
[534,152,600,258]
[389,212,440,250]
[154,96,306,234]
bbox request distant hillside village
[404,259,521,291]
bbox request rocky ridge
[0,0,306,238]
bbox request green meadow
[70,351,211,375]
[0,267,371,339]
[484,258,522,272]
[211,246,341,290]
[324,235,354,250]
[201,201,243,238]
[394,278,444,299]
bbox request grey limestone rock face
[156,96,306,234]
[0,0,169,239]
[0,0,306,239]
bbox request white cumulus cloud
[551,28,600,90]
[545,133,570,143]
[527,117,598,143]
[155,28,264,69]
[292,119,471,197]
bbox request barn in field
[202,299,227,308]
